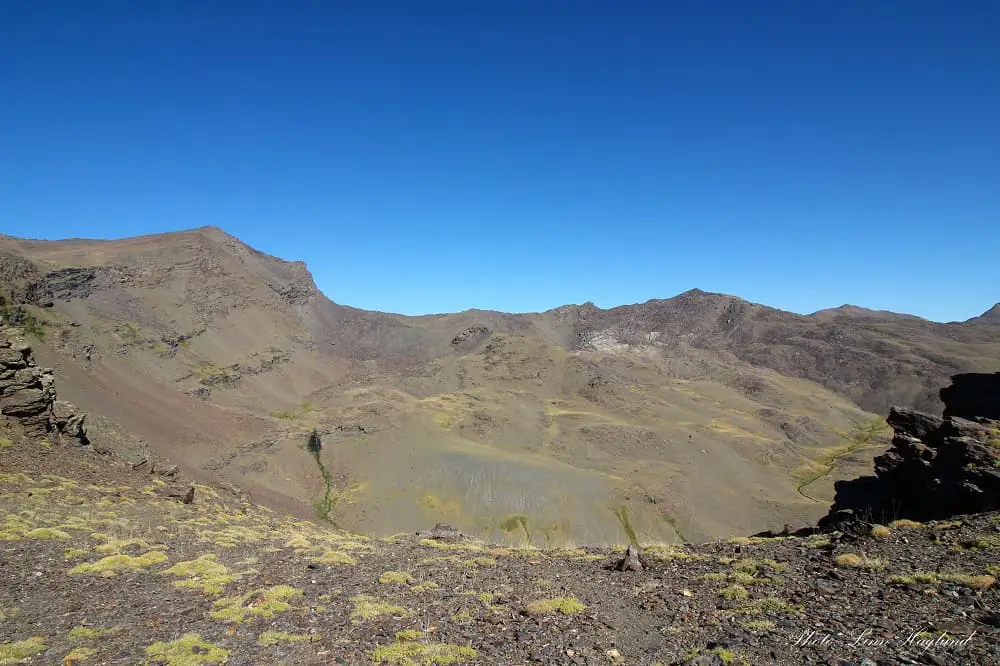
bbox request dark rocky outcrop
[451,326,491,345]
[941,371,1000,421]
[0,325,89,445]
[817,373,1000,531]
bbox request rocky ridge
[819,373,1000,531]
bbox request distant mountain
[1,227,998,544]
[967,303,1000,325]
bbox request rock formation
[0,324,90,445]
[818,372,1000,530]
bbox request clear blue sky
[2,1,997,321]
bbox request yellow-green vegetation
[887,572,996,589]
[728,596,804,616]
[64,547,90,559]
[804,534,831,548]
[645,545,704,562]
[961,535,1000,550]
[0,438,12,449]
[92,533,159,554]
[64,646,96,662]
[731,558,787,574]
[379,571,413,585]
[310,548,357,565]
[69,626,118,640]
[524,597,586,615]
[0,637,46,665]
[395,630,425,641]
[870,525,892,538]
[740,619,777,631]
[793,416,890,498]
[411,581,440,593]
[23,527,72,539]
[351,594,412,622]
[371,638,478,665]
[461,556,497,567]
[889,519,923,529]
[699,573,728,583]
[834,553,885,569]
[721,584,750,601]
[257,631,312,646]
[210,585,303,623]
[419,538,484,552]
[68,550,168,576]
[162,553,253,595]
[144,633,229,665]
[610,504,639,547]
[682,646,747,666]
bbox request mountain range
[2,226,998,545]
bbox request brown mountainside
[1,226,998,544]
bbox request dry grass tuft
[525,597,586,615]
[833,553,885,569]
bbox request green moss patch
[524,597,586,615]
[23,527,72,540]
[210,585,303,623]
[371,638,478,665]
[161,554,252,595]
[144,633,229,665]
[0,637,47,665]
[257,631,312,646]
[68,551,168,577]
[310,547,357,565]
[69,625,119,641]
[350,594,413,622]
[379,571,413,585]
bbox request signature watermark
[792,628,978,653]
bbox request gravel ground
[2,435,999,666]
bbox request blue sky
[2,1,997,321]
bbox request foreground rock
[819,373,1000,531]
[0,325,89,445]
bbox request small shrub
[257,631,311,646]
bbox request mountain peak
[968,303,1000,324]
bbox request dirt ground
[2,434,999,666]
